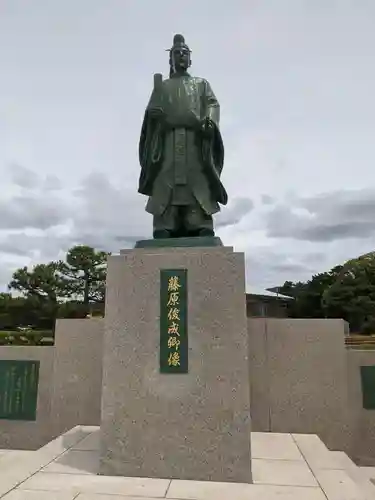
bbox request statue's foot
[153,229,171,239]
[198,228,215,237]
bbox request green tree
[8,263,71,330]
[323,253,375,333]
[57,245,109,305]
[0,293,13,329]
[6,245,109,328]
[8,262,69,302]
[278,265,343,318]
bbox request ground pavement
[0,425,374,499]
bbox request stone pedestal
[99,244,252,483]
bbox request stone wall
[0,346,55,450]
[51,318,104,435]
[346,349,375,465]
[0,318,104,450]
[1,314,374,467]
[248,318,351,452]
[248,317,375,464]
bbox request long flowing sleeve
[138,90,164,196]
[201,80,227,205]
[204,81,220,127]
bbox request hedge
[0,331,54,346]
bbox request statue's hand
[201,117,215,137]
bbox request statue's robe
[138,73,228,217]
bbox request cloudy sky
[1,0,375,293]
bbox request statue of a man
[138,34,228,239]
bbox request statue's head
[168,34,191,76]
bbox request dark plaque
[0,360,40,420]
[360,365,375,410]
[160,269,188,373]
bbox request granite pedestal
[99,243,252,483]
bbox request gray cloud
[0,169,252,274]
[245,248,320,291]
[8,164,61,192]
[216,197,254,228]
[0,164,68,231]
[44,175,62,191]
[9,164,39,189]
[0,168,149,256]
[70,171,151,250]
[0,193,69,230]
[0,236,36,257]
[71,173,254,248]
[0,264,15,291]
[265,188,375,242]
[261,194,274,205]
[0,232,70,260]
[2,168,375,294]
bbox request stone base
[99,245,252,483]
[134,236,223,248]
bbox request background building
[246,288,294,317]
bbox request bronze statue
[138,34,228,239]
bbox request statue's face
[171,47,190,70]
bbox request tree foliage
[3,244,375,336]
[279,266,343,318]
[279,253,375,333]
[3,245,109,333]
[57,245,108,304]
[8,262,69,302]
[322,253,375,333]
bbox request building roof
[246,288,295,300]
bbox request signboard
[160,269,188,373]
[0,360,40,420]
[360,365,375,410]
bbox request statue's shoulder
[190,76,209,85]
[164,75,208,85]
[194,77,214,94]
[162,75,210,95]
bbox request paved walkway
[0,426,374,499]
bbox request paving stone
[1,427,372,500]
[292,433,343,470]
[167,480,327,499]
[19,472,170,497]
[251,432,304,461]
[2,490,77,499]
[360,467,375,481]
[76,496,169,500]
[42,450,99,475]
[314,469,367,500]
[252,458,318,486]
[71,431,100,452]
